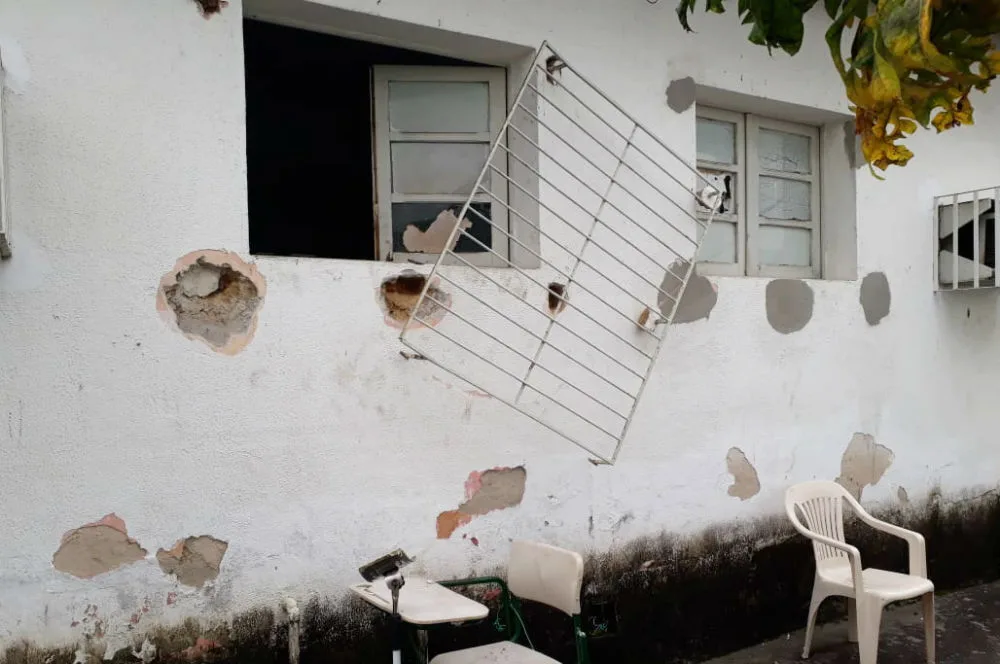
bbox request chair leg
[847,598,858,643]
[802,585,825,659]
[857,600,883,664]
[923,593,936,664]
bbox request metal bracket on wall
[398,42,719,464]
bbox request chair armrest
[436,577,521,642]
[855,513,928,578]
[786,504,865,593]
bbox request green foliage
[676,0,1000,175]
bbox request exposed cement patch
[377,270,451,329]
[156,251,266,355]
[401,209,470,254]
[546,283,568,316]
[156,536,229,588]
[193,0,228,18]
[859,271,891,325]
[52,514,147,579]
[437,466,527,538]
[659,260,718,324]
[835,432,894,500]
[725,448,761,500]
[764,279,813,334]
[665,77,696,113]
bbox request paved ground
[702,580,1000,663]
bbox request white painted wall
[1,0,999,649]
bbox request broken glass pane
[698,220,737,263]
[758,225,811,266]
[391,142,490,195]
[696,118,736,165]
[758,129,810,174]
[759,176,811,221]
[392,202,493,254]
[389,81,490,134]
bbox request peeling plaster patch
[402,209,470,254]
[898,486,911,505]
[156,536,228,588]
[378,270,451,329]
[725,447,760,500]
[835,432,894,500]
[665,77,696,113]
[52,514,147,579]
[764,279,813,334]
[547,282,568,316]
[659,260,717,323]
[193,0,228,18]
[436,467,527,538]
[859,271,891,325]
[156,250,266,355]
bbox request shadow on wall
[8,485,1000,664]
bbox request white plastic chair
[785,481,935,664]
[431,540,588,664]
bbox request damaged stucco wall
[3,0,1000,655]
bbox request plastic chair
[785,481,935,664]
[430,540,590,664]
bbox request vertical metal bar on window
[952,194,959,290]
[974,190,981,288]
[995,187,1000,285]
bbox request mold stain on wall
[52,514,147,579]
[12,487,1000,664]
[378,270,451,329]
[725,447,761,500]
[156,536,229,588]
[193,0,228,18]
[156,250,266,355]
[436,466,527,538]
[836,432,894,500]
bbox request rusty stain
[637,306,653,329]
[166,592,178,606]
[402,209,470,254]
[437,467,527,538]
[835,432,894,500]
[156,536,228,588]
[193,0,227,18]
[378,270,451,329]
[52,514,147,579]
[547,282,569,316]
[725,447,761,500]
[156,251,266,355]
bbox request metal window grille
[398,42,720,464]
[935,186,999,291]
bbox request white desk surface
[350,577,489,626]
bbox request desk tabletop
[350,577,489,626]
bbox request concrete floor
[702,580,1000,663]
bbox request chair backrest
[785,481,850,564]
[507,540,584,616]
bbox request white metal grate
[398,43,720,464]
[935,186,999,291]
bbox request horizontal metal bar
[431,270,641,399]
[422,292,630,421]
[427,260,646,380]
[399,335,615,463]
[541,44,708,188]
[529,73,708,205]
[491,153,690,269]
[512,101,705,237]
[464,203,665,318]
[408,315,625,441]
[479,184,679,306]
[934,186,1000,201]
[450,222,659,350]
[437,245,654,362]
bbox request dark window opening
[243,20,484,260]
